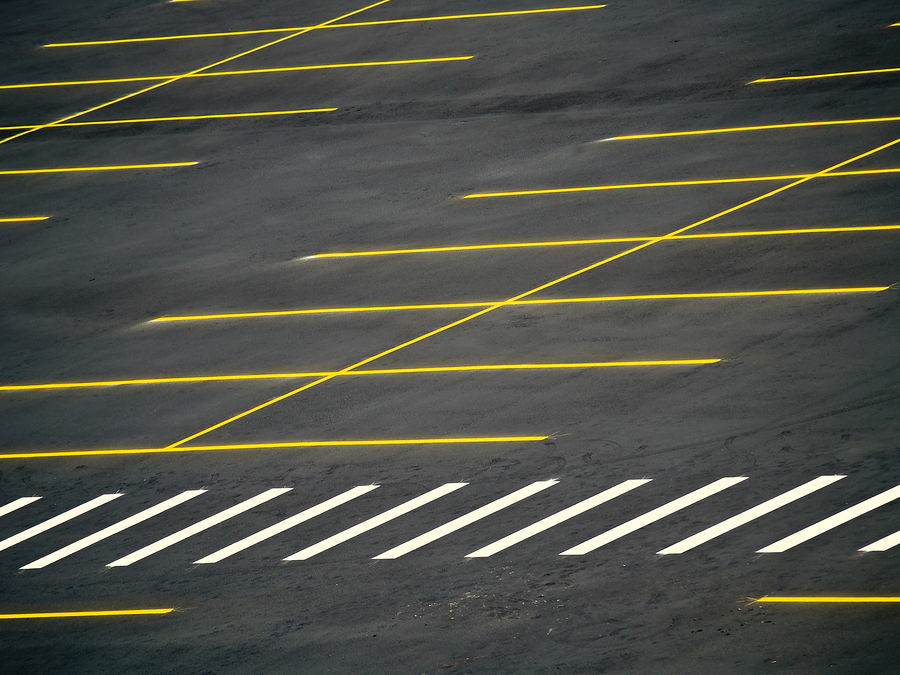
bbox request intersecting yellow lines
[0,109,337,131]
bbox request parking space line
[751,67,900,83]
[0,609,175,619]
[757,597,900,603]
[0,437,548,460]
[285,483,468,561]
[43,5,607,48]
[106,488,291,567]
[0,494,123,554]
[560,477,747,555]
[196,485,379,563]
[0,57,474,91]
[0,216,49,222]
[467,479,650,558]
[758,484,900,553]
[308,226,900,258]
[0,110,337,131]
[463,168,900,199]
[21,490,207,569]
[0,162,197,175]
[860,528,900,552]
[607,115,900,140]
[0,497,42,519]
[373,480,558,559]
[657,476,845,554]
[0,361,721,392]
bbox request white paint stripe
[107,488,291,567]
[0,494,123,554]
[0,497,42,519]
[286,483,467,561]
[196,485,379,563]
[373,480,558,559]
[657,475,845,554]
[759,483,900,553]
[467,479,650,558]
[22,490,207,569]
[860,528,900,552]
[560,477,747,555]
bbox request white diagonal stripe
[657,475,845,554]
[286,483,467,561]
[759,483,900,553]
[0,494,123,554]
[0,496,41,519]
[107,488,291,567]
[468,479,650,558]
[373,480,558,559]
[22,490,206,569]
[196,485,379,563]
[860,528,900,552]
[561,477,747,555]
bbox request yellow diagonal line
[0,609,175,619]
[0,109,336,131]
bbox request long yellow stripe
[0,609,174,618]
[757,597,900,603]
[0,216,50,222]
[610,115,900,140]
[43,6,607,47]
[0,109,336,131]
[751,67,900,83]
[0,360,720,392]
[0,437,549,459]
[0,162,197,175]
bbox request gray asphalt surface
[1,0,899,673]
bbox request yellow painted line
[0,437,549,460]
[0,109,337,131]
[0,57,473,91]
[44,5,607,47]
[0,609,174,619]
[308,225,900,258]
[463,168,900,198]
[0,360,720,392]
[0,162,197,176]
[751,67,900,83]
[0,216,50,222]
[148,288,889,323]
[757,597,900,603]
[609,115,900,140]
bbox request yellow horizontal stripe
[0,109,337,131]
[757,597,900,603]
[0,437,549,459]
[463,168,900,198]
[0,162,197,175]
[44,5,607,47]
[310,224,900,258]
[0,57,473,90]
[610,115,900,140]
[0,360,720,391]
[149,288,888,323]
[751,67,900,83]
[0,609,174,619]
[0,216,49,222]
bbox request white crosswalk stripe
[0,494,123,554]
[0,496,42,520]
[860,528,900,552]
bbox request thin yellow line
[149,288,888,322]
[0,0,393,147]
[0,162,197,176]
[43,5,607,47]
[0,437,549,459]
[162,138,900,450]
[757,597,900,603]
[308,225,900,258]
[0,216,50,222]
[610,116,900,140]
[0,609,174,618]
[0,109,337,131]
[0,360,721,392]
[463,169,900,198]
[0,57,472,91]
[751,67,900,83]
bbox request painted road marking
[758,484,900,553]
[466,479,650,557]
[285,483,468,561]
[860,528,900,552]
[750,67,900,83]
[560,477,748,555]
[195,485,379,563]
[106,488,291,566]
[44,5,608,47]
[0,494,123,554]
[0,216,50,223]
[0,57,474,91]
[0,361,721,392]
[22,490,207,569]
[0,162,197,175]
[373,481,558,559]
[657,476,845,554]
[756,597,900,603]
[462,168,900,199]
[0,609,174,619]
[0,497,42,520]
[0,109,337,131]
[606,116,900,140]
